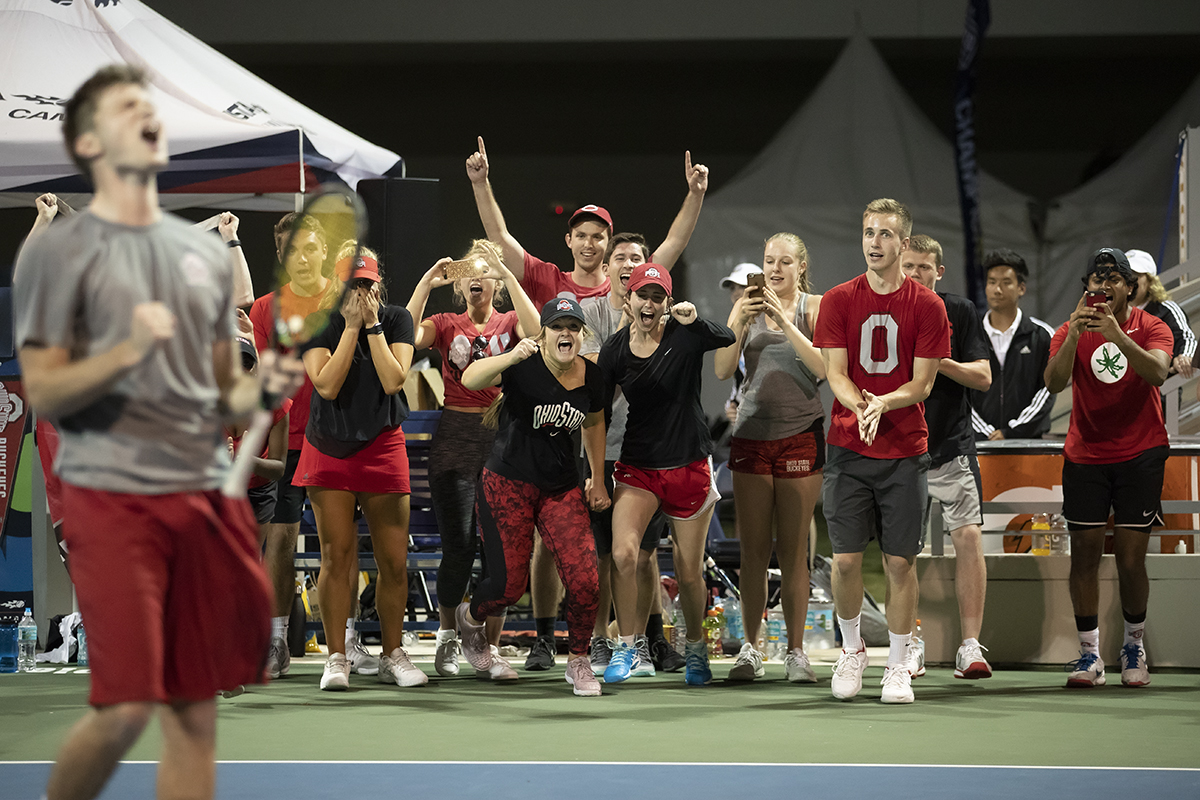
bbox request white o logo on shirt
[859,314,899,374]
[1090,341,1127,384]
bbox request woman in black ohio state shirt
[456,297,609,696]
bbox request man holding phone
[1044,248,1173,689]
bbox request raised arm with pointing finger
[466,136,528,281]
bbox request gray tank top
[731,292,824,441]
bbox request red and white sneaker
[954,641,992,679]
[906,636,926,678]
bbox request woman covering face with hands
[457,297,609,697]
[295,245,426,693]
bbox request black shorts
[270,449,307,525]
[1062,445,1168,532]
[822,445,930,557]
[590,460,666,556]
[247,481,279,525]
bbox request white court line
[4,760,1196,772]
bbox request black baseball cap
[540,297,586,326]
[1085,247,1135,288]
[237,337,258,371]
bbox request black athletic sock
[1075,614,1099,632]
[1123,609,1147,625]
[646,613,664,641]
[535,616,556,639]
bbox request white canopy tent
[0,0,400,211]
[684,34,1039,412]
[1039,73,1200,328]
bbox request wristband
[365,322,384,336]
[226,239,242,248]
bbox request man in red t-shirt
[1045,248,1172,690]
[813,198,950,705]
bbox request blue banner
[954,0,991,309]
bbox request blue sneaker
[603,642,636,684]
[684,644,712,686]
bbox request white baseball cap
[720,262,763,289]
[1126,249,1157,276]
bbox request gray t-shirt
[580,295,626,462]
[731,292,825,441]
[15,211,237,494]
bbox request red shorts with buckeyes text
[613,458,720,520]
[60,483,272,706]
[729,422,825,479]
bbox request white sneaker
[476,645,519,681]
[320,653,349,691]
[456,602,493,671]
[1120,643,1150,687]
[266,636,291,680]
[881,664,914,704]
[907,635,926,678]
[379,647,429,687]
[565,655,602,696]
[631,635,656,677]
[1065,651,1106,688]
[728,642,765,680]
[784,648,817,683]
[345,633,380,676]
[434,629,461,677]
[831,646,868,700]
[955,641,992,679]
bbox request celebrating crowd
[10,64,1189,800]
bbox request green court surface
[3,658,1196,769]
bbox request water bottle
[18,608,37,672]
[755,612,767,655]
[724,593,744,644]
[765,608,785,660]
[0,613,17,674]
[703,609,722,658]
[402,630,419,650]
[804,596,836,651]
[76,622,88,666]
[672,599,688,655]
[1050,514,1069,555]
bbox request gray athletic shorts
[822,445,930,557]
[923,454,983,534]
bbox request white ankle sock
[271,616,287,640]
[887,630,910,667]
[838,615,863,652]
[619,634,635,648]
[1078,628,1100,655]
[436,628,457,644]
[962,637,979,648]
[1123,619,1145,647]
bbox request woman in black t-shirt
[596,264,736,688]
[458,298,610,697]
[296,248,427,692]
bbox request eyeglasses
[471,335,489,360]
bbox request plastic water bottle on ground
[765,608,785,661]
[76,622,88,666]
[803,596,836,651]
[17,608,37,672]
[704,608,723,658]
[724,593,744,644]
[0,614,17,673]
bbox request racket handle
[222,408,273,498]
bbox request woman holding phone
[714,232,826,684]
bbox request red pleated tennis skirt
[293,425,410,494]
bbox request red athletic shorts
[729,422,825,479]
[60,483,272,706]
[36,418,65,525]
[613,458,719,520]
[293,425,410,494]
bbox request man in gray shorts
[901,235,994,680]
[812,199,951,704]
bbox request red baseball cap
[626,263,672,296]
[336,255,381,283]
[568,204,613,231]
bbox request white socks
[1123,619,1146,648]
[1078,628,1100,655]
[838,615,862,652]
[271,616,288,640]
[436,628,457,644]
[887,630,910,667]
[619,634,636,648]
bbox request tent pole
[296,129,306,212]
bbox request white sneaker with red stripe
[954,641,992,679]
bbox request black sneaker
[649,634,685,673]
[524,636,556,671]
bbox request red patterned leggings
[472,469,598,655]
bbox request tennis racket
[222,186,369,497]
